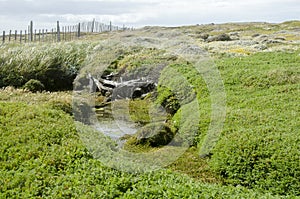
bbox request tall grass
[0,42,96,91]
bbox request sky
[0,0,299,32]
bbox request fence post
[38,30,41,42]
[30,21,33,42]
[87,22,90,32]
[2,31,5,44]
[51,28,54,42]
[25,30,27,43]
[91,18,95,33]
[34,29,37,42]
[57,21,61,42]
[45,29,48,42]
[8,30,11,42]
[73,26,76,39]
[15,30,17,41]
[61,27,64,41]
[95,21,98,32]
[78,23,81,38]
[28,25,30,42]
[109,21,112,31]
[20,30,22,43]
[64,27,66,41]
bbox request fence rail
[1,20,131,44]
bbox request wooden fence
[1,20,131,44]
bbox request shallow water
[95,119,137,139]
[94,101,138,147]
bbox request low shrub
[23,79,45,92]
[210,129,300,196]
[0,101,278,198]
[211,51,300,196]
[207,33,232,42]
[47,100,73,115]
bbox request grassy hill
[0,21,299,198]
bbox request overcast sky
[0,0,299,31]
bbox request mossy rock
[126,122,175,147]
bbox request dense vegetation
[96,48,300,196]
[0,21,300,197]
[1,100,280,198]
[211,52,300,195]
[0,42,95,91]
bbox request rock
[234,40,258,46]
[256,35,268,40]
[229,32,240,40]
[265,39,282,44]
[274,37,286,41]
[229,32,239,36]
[254,44,268,50]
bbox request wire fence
[1,20,132,44]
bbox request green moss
[128,99,152,124]
[127,122,175,147]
